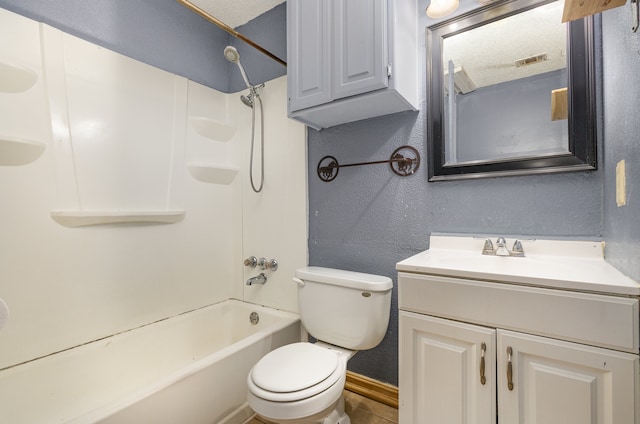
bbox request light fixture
[426,0,460,18]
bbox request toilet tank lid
[295,266,392,291]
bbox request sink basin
[434,254,571,275]
[396,235,640,296]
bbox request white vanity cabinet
[286,0,418,130]
[399,311,497,423]
[400,307,638,423]
[397,236,640,424]
[497,329,637,423]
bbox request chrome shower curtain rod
[177,0,287,67]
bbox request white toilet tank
[294,267,392,350]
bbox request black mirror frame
[426,0,597,181]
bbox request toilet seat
[248,342,344,402]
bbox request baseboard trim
[345,371,398,409]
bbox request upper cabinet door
[332,0,388,100]
[497,330,639,424]
[286,0,416,129]
[287,0,332,112]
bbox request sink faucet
[495,237,510,256]
[246,273,267,285]
[482,237,525,257]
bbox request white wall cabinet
[398,272,640,424]
[286,0,418,130]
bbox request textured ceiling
[185,0,285,28]
[443,1,567,89]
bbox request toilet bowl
[247,342,354,423]
[246,267,392,423]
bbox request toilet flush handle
[293,277,305,287]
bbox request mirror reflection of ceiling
[443,1,566,90]
[186,0,285,28]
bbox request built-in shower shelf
[0,136,46,165]
[189,117,236,142]
[0,62,38,93]
[50,210,186,227]
[187,163,238,185]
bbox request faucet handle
[263,259,278,271]
[244,256,258,268]
[258,258,278,271]
[482,239,495,255]
[511,240,525,257]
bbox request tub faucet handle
[264,259,278,271]
[258,258,278,271]
[244,256,258,268]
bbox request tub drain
[249,312,260,325]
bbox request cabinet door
[498,330,639,424]
[332,0,388,100]
[399,311,497,424]
[287,0,332,112]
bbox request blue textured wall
[601,8,640,282]
[454,70,567,162]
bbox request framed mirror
[426,0,597,181]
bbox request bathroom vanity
[397,235,640,423]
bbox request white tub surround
[0,5,306,379]
[397,234,639,423]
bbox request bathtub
[0,299,301,423]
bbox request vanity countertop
[396,235,640,296]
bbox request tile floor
[246,390,398,423]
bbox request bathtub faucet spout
[246,273,267,286]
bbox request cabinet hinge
[387,64,392,78]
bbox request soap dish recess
[0,62,38,93]
[188,163,238,185]
[0,136,46,166]
[189,117,236,142]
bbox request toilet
[247,266,392,424]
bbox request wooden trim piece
[551,88,568,121]
[345,371,399,409]
[562,0,626,22]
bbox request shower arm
[177,0,287,67]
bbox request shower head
[223,46,240,63]
[224,45,252,90]
[240,93,254,108]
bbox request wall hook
[317,145,420,182]
[632,0,639,32]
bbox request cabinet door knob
[506,346,514,391]
[480,342,487,385]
